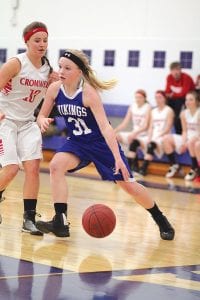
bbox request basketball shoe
[165,164,180,178]
[36,213,70,237]
[22,210,43,236]
[155,215,175,240]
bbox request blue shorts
[57,137,133,181]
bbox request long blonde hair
[64,49,117,91]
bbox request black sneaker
[22,210,43,236]
[36,213,70,237]
[156,215,175,240]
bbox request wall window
[128,50,140,67]
[153,51,166,68]
[17,48,26,54]
[82,49,92,64]
[104,50,115,66]
[180,51,193,69]
[0,49,7,63]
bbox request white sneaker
[184,169,197,181]
[165,164,180,178]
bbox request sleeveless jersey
[130,102,151,137]
[0,52,50,121]
[151,105,172,140]
[184,107,200,138]
[55,85,102,143]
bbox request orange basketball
[82,204,116,238]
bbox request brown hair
[22,21,48,40]
[169,61,181,70]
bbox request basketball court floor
[0,165,199,299]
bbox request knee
[129,139,140,152]
[4,165,19,181]
[49,159,65,175]
[146,142,157,155]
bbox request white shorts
[172,134,187,154]
[118,132,148,155]
[0,119,42,167]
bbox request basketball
[82,204,116,238]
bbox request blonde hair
[65,49,117,91]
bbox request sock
[23,199,37,212]
[141,160,149,171]
[167,152,176,165]
[54,203,68,215]
[147,203,163,219]
[191,157,198,170]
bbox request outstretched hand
[39,118,54,133]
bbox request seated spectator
[163,90,200,180]
[165,61,195,134]
[138,91,174,176]
[114,89,151,171]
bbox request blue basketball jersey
[54,85,133,181]
[55,85,102,142]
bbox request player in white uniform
[0,21,56,234]
[163,90,200,179]
[115,90,151,171]
[138,91,174,175]
[193,138,200,182]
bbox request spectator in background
[138,91,174,176]
[115,89,151,172]
[165,61,195,134]
[163,90,200,180]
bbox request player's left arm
[83,86,130,181]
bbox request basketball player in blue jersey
[0,21,57,234]
[36,49,175,240]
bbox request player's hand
[39,118,54,133]
[48,71,59,85]
[114,159,130,181]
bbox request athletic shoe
[184,169,197,181]
[155,215,175,240]
[22,210,43,236]
[36,213,70,237]
[165,164,180,178]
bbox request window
[128,50,140,67]
[104,50,115,66]
[17,48,26,54]
[0,49,7,63]
[82,49,92,64]
[153,51,166,68]
[180,51,193,69]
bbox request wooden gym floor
[0,159,200,299]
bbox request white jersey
[184,107,200,139]
[0,52,50,121]
[151,105,172,140]
[130,102,151,137]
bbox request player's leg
[21,159,43,235]
[184,137,198,180]
[117,181,175,240]
[36,152,80,237]
[163,134,180,178]
[194,140,200,182]
[139,141,157,176]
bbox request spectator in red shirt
[165,61,195,134]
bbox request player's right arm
[0,58,21,120]
[37,81,60,133]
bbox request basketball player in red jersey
[0,21,57,234]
